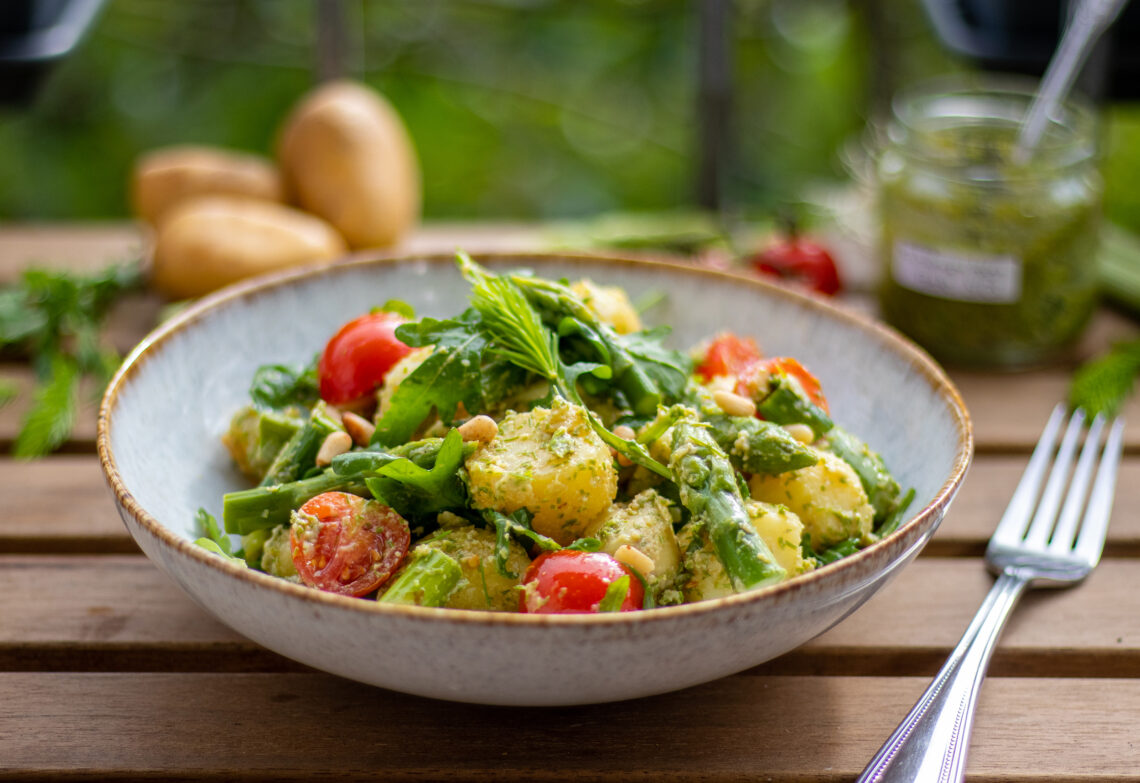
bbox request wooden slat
[0,672,1135,780]
[5,555,1137,678]
[0,457,135,553]
[929,455,1140,556]
[0,223,144,281]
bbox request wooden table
[4,223,1140,782]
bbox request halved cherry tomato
[757,357,828,412]
[290,492,410,597]
[696,333,763,382]
[317,311,413,406]
[518,550,645,614]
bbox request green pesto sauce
[880,119,1101,368]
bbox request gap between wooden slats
[0,673,1135,781]
[2,556,1136,678]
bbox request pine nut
[457,414,498,443]
[315,430,353,467]
[342,411,376,447]
[613,424,637,440]
[713,390,756,418]
[613,544,655,576]
[784,423,815,444]
[322,404,344,425]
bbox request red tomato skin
[757,357,829,412]
[317,312,413,405]
[518,550,645,614]
[290,492,410,598]
[749,238,841,296]
[696,333,764,382]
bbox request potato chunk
[748,448,874,550]
[571,279,642,334]
[674,501,812,603]
[408,525,530,611]
[586,489,681,599]
[465,397,618,545]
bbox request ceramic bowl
[98,252,971,706]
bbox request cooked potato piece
[748,448,874,550]
[150,196,346,299]
[570,279,642,334]
[465,397,618,545]
[132,145,283,225]
[261,525,298,580]
[674,501,813,603]
[586,489,681,597]
[745,501,815,576]
[278,80,420,248]
[376,346,433,418]
[407,525,530,611]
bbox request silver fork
[857,404,1125,783]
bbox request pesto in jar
[879,81,1102,368]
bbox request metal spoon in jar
[1013,0,1130,164]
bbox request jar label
[892,241,1022,303]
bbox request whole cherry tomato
[317,311,413,405]
[518,550,645,614]
[696,333,763,382]
[749,234,841,296]
[290,492,410,597]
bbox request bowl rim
[98,250,973,628]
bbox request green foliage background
[1,0,1137,230]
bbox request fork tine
[1048,413,1107,552]
[1074,416,1125,565]
[992,403,1067,543]
[1024,408,1086,547]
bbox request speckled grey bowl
[98,252,971,706]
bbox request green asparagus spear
[259,402,343,486]
[669,415,786,591]
[378,548,463,607]
[224,470,369,535]
[705,414,819,476]
[826,426,902,521]
[756,375,834,438]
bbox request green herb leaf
[13,355,78,459]
[484,508,561,577]
[363,429,468,517]
[376,299,416,320]
[1069,339,1140,417]
[596,575,631,612]
[249,358,320,410]
[193,507,248,567]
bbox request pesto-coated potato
[570,279,642,334]
[132,145,283,225]
[150,196,346,300]
[674,501,813,602]
[406,525,530,611]
[261,525,298,580]
[748,448,874,550]
[376,346,433,418]
[586,489,680,598]
[465,397,618,545]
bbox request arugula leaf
[249,358,320,410]
[193,507,248,567]
[618,326,691,402]
[811,536,861,566]
[376,299,416,320]
[13,356,78,459]
[364,429,468,517]
[596,576,631,612]
[1069,339,1140,417]
[484,508,562,577]
[374,309,497,446]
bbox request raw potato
[464,397,618,545]
[406,526,531,611]
[132,145,283,225]
[150,196,346,299]
[748,448,874,550]
[278,80,420,248]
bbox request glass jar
[878,77,1102,368]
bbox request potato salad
[197,254,911,613]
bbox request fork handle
[856,570,1031,783]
